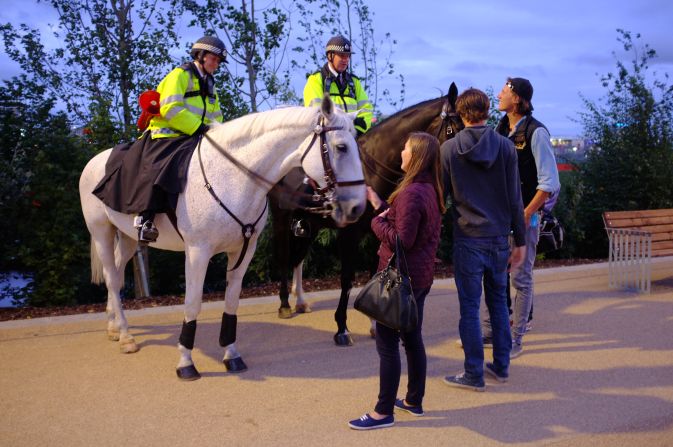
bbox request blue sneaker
[394,398,424,416]
[348,413,394,430]
[484,362,509,383]
[510,341,524,359]
[443,372,485,392]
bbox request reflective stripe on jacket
[147,65,223,139]
[303,68,373,134]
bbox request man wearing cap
[303,35,373,136]
[93,35,228,243]
[481,77,560,358]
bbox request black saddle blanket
[92,132,198,214]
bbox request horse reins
[300,118,366,213]
[197,116,362,270]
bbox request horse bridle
[197,115,363,269]
[299,117,366,215]
[436,98,461,140]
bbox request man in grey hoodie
[440,88,526,391]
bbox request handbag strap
[394,235,411,277]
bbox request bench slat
[653,247,673,257]
[603,217,673,229]
[652,232,673,242]
[604,209,673,220]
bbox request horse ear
[448,82,458,107]
[321,93,334,118]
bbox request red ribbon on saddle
[137,90,161,131]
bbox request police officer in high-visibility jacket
[303,35,373,136]
[93,35,228,243]
[137,36,227,242]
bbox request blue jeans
[510,221,540,343]
[374,286,430,416]
[453,237,511,380]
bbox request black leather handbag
[354,236,418,332]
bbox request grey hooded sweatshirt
[440,125,526,247]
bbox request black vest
[319,63,357,100]
[496,115,548,207]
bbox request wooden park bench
[603,208,673,293]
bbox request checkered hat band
[193,43,225,56]
[326,44,351,53]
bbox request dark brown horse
[269,83,463,345]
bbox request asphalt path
[1,259,672,446]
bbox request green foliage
[485,86,501,128]
[0,76,103,306]
[574,29,673,257]
[1,0,184,140]
[182,0,295,112]
[293,0,405,115]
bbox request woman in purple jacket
[349,132,445,430]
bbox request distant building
[550,136,596,167]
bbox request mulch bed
[0,258,602,322]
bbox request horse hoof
[278,307,292,319]
[334,333,353,346]
[369,328,376,339]
[223,357,248,373]
[295,303,312,314]
[176,365,201,381]
[107,330,120,341]
[119,337,139,354]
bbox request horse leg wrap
[219,313,237,347]
[179,320,197,350]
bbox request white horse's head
[300,96,366,226]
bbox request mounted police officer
[303,35,373,136]
[93,35,227,243]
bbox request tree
[182,0,298,113]
[0,76,103,306]
[2,0,185,142]
[575,29,673,257]
[293,0,405,114]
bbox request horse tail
[90,236,105,285]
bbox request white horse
[78,97,366,380]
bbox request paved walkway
[1,259,673,446]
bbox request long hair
[388,132,446,213]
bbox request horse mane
[208,106,322,149]
[371,96,446,131]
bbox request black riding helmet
[190,36,227,63]
[325,35,354,55]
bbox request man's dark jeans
[453,236,511,380]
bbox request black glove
[353,116,367,131]
[195,123,209,135]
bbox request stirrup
[138,221,159,243]
[291,219,310,238]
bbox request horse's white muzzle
[330,187,367,227]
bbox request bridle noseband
[300,116,365,216]
[436,99,461,140]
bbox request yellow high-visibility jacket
[148,63,223,139]
[303,64,373,134]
